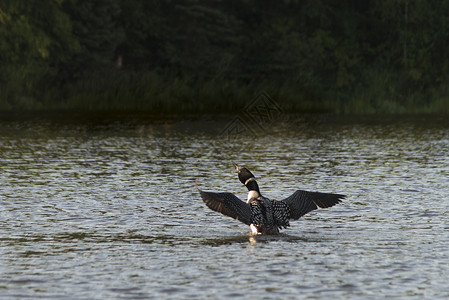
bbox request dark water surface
[1,113,449,299]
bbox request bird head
[232,162,255,185]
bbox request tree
[63,0,124,71]
[0,0,79,108]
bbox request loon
[197,163,346,235]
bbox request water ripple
[1,114,449,299]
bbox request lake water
[1,113,449,299]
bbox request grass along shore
[1,71,449,114]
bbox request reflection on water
[200,233,313,247]
[1,113,449,299]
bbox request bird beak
[232,161,240,172]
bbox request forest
[1,0,449,113]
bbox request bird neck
[245,177,260,202]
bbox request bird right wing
[280,190,345,220]
[198,188,252,225]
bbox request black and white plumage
[197,163,346,235]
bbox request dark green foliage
[1,0,449,113]
[63,0,124,67]
[0,0,79,109]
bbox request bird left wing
[197,187,252,225]
[280,190,345,220]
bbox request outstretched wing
[280,190,345,220]
[198,189,252,225]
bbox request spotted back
[272,200,290,229]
